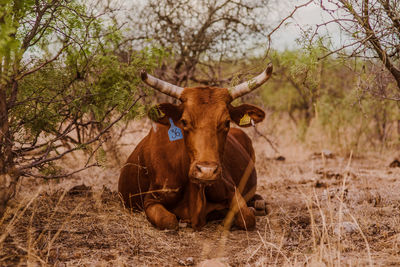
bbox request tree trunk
[397,120,400,138]
[0,84,17,217]
[0,171,18,216]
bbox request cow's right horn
[228,63,273,100]
[140,70,183,99]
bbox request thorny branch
[313,0,400,90]
[129,0,272,88]
[264,0,313,59]
[0,0,147,184]
[18,94,146,176]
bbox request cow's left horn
[228,63,273,100]
[140,70,184,99]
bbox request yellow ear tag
[239,113,251,126]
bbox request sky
[97,0,348,54]
[270,1,346,50]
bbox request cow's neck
[149,122,190,175]
[150,123,227,229]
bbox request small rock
[315,169,343,180]
[334,221,358,235]
[178,257,195,266]
[67,184,92,196]
[275,155,285,161]
[186,257,194,265]
[322,149,334,158]
[389,159,400,168]
[366,191,382,207]
[315,181,327,188]
[312,149,335,159]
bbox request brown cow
[118,64,273,230]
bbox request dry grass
[1,119,400,266]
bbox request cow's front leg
[188,183,207,230]
[145,202,178,230]
[225,188,256,230]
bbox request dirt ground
[1,120,400,266]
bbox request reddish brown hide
[118,65,272,230]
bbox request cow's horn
[228,63,273,100]
[140,70,184,99]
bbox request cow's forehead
[180,87,231,122]
[181,87,231,105]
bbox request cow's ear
[148,103,182,125]
[229,104,265,127]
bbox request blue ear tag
[168,118,183,141]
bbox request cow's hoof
[234,210,256,230]
[157,214,179,230]
[254,200,268,216]
[254,199,265,210]
[254,209,267,216]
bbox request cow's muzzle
[189,161,221,184]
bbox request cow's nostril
[213,167,218,174]
[196,165,202,172]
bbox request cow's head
[141,64,272,184]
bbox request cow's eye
[181,119,188,127]
[225,120,230,128]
